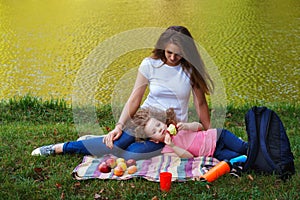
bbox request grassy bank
[0,96,299,199]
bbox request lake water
[1,0,299,107]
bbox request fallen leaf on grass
[53,128,58,136]
[60,192,65,199]
[33,167,48,182]
[55,183,62,189]
[94,193,108,200]
[94,193,101,199]
[34,167,43,173]
[74,182,81,188]
[248,174,254,181]
[226,113,232,118]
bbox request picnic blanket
[72,154,219,182]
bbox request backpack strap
[243,108,258,171]
[259,108,281,173]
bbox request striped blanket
[72,154,219,182]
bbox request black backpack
[243,106,295,180]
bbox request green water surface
[0,0,299,105]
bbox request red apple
[113,166,124,176]
[126,159,136,167]
[105,158,117,168]
[98,162,111,173]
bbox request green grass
[0,96,299,200]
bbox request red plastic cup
[159,172,172,192]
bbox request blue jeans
[213,129,248,161]
[62,130,164,160]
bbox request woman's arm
[177,122,203,132]
[117,71,148,128]
[192,86,211,130]
[164,134,193,158]
[103,72,148,148]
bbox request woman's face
[144,118,167,142]
[164,43,182,66]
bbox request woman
[103,26,213,150]
[31,26,214,160]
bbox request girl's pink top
[161,129,217,157]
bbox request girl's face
[164,43,182,66]
[144,118,167,143]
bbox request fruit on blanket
[113,166,124,176]
[117,161,127,171]
[105,158,117,168]
[127,165,137,174]
[126,159,136,167]
[116,157,125,164]
[167,124,177,135]
[98,162,111,173]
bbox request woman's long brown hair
[151,26,214,94]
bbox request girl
[132,108,248,161]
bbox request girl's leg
[214,149,242,161]
[214,129,248,161]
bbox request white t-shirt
[139,57,192,122]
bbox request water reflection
[0,0,299,105]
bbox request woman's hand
[177,122,203,131]
[176,122,188,131]
[102,125,123,149]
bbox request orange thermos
[200,155,247,182]
[200,160,231,182]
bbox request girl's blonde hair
[130,107,177,140]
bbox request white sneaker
[31,145,55,156]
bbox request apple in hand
[105,158,117,168]
[167,124,177,135]
[126,159,136,167]
[98,162,111,173]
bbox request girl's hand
[102,126,123,149]
[164,133,174,147]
